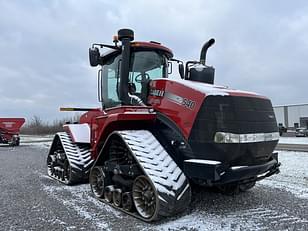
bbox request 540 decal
[150,88,195,110]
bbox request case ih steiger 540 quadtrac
[47,29,280,221]
[0,118,25,146]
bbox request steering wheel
[134,73,150,83]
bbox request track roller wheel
[62,159,73,183]
[132,175,158,220]
[90,166,105,198]
[122,192,133,211]
[113,188,122,207]
[104,185,115,203]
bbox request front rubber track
[90,130,191,222]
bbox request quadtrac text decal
[149,89,165,97]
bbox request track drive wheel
[132,175,158,220]
[90,166,105,198]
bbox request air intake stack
[118,29,134,104]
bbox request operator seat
[128,82,145,106]
[140,73,151,104]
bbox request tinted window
[129,51,166,95]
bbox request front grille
[190,96,278,142]
[188,96,278,165]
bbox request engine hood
[170,78,267,99]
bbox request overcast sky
[1,0,308,123]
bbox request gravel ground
[0,141,307,231]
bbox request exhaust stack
[185,38,216,84]
[200,38,215,65]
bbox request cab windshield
[128,51,167,95]
[101,51,167,108]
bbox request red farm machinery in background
[46,29,280,221]
[0,118,25,146]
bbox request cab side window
[102,55,121,108]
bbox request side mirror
[89,47,101,67]
[179,63,184,79]
[168,61,172,74]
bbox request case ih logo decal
[1,122,15,128]
[150,88,195,110]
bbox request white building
[274,103,308,129]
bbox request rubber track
[118,130,191,219]
[48,132,93,184]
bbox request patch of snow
[171,78,229,96]
[170,78,262,97]
[20,134,54,143]
[19,135,52,148]
[40,171,126,231]
[145,207,308,231]
[42,183,112,230]
[23,141,51,148]
[152,212,235,231]
[259,150,308,199]
[278,137,308,145]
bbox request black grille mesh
[190,96,278,142]
[188,96,278,165]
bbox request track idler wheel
[113,188,122,207]
[47,154,56,175]
[122,192,133,211]
[90,166,105,198]
[132,175,158,220]
[104,185,115,203]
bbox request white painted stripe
[177,184,190,201]
[184,159,221,165]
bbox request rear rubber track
[47,132,93,184]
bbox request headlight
[214,132,279,143]
[214,132,240,143]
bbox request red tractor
[47,29,280,221]
[0,118,25,146]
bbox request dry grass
[21,115,81,135]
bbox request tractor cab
[89,29,173,109]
